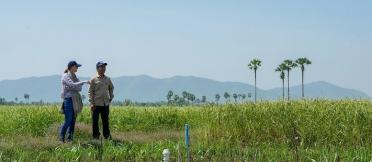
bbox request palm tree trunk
[287,70,290,100]
[282,78,285,100]
[302,69,304,98]
[254,70,257,103]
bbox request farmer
[88,61,114,139]
[60,61,89,143]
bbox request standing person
[60,61,89,143]
[89,61,114,139]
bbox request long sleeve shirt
[61,73,85,99]
[88,74,114,106]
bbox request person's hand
[59,108,64,114]
[90,105,95,112]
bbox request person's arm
[63,74,86,92]
[88,78,95,107]
[108,78,114,102]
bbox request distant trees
[224,92,230,102]
[273,58,312,100]
[215,94,221,103]
[179,91,197,104]
[163,57,312,106]
[173,95,180,103]
[164,90,255,106]
[233,93,238,102]
[247,93,252,100]
[0,97,6,105]
[24,94,30,103]
[182,91,189,102]
[201,96,207,103]
[123,99,133,106]
[165,90,205,106]
[248,59,262,103]
[245,57,312,101]
[242,94,246,100]
[166,90,174,104]
[0,97,44,105]
[189,94,196,104]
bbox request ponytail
[64,68,69,73]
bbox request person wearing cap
[59,61,89,143]
[88,61,114,139]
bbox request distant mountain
[266,81,369,100]
[0,75,369,103]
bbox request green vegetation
[0,100,372,161]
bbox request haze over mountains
[0,75,369,103]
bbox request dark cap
[96,61,108,68]
[68,61,82,69]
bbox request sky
[0,0,371,96]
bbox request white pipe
[163,149,170,162]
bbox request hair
[64,68,69,73]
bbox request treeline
[110,90,255,107]
[248,57,312,102]
[164,90,253,106]
[0,97,47,105]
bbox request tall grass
[0,100,371,161]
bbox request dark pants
[60,98,76,141]
[92,105,111,139]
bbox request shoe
[104,137,112,140]
[66,138,73,143]
[59,138,65,143]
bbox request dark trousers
[60,98,76,141]
[92,105,111,139]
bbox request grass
[0,100,372,161]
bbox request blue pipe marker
[185,124,190,146]
[185,124,191,162]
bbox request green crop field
[0,100,372,161]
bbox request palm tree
[174,95,180,105]
[166,90,174,104]
[215,94,220,103]
[248,59,262,103]
[189,94,196,104]
[195,98,201,104]
[224,92,230,102]
[233,93,238,103]
[0,97,5,104]
[241,94,246,101]
[201,96,207,103]
[182,91,189,103]
[275,63,287,100]
[24,94,30,103]
[247,93,252,100]
[283,60,297,100]
[296,58,312,98]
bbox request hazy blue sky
[0,0,371,95]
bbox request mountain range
[0,75,369,103]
